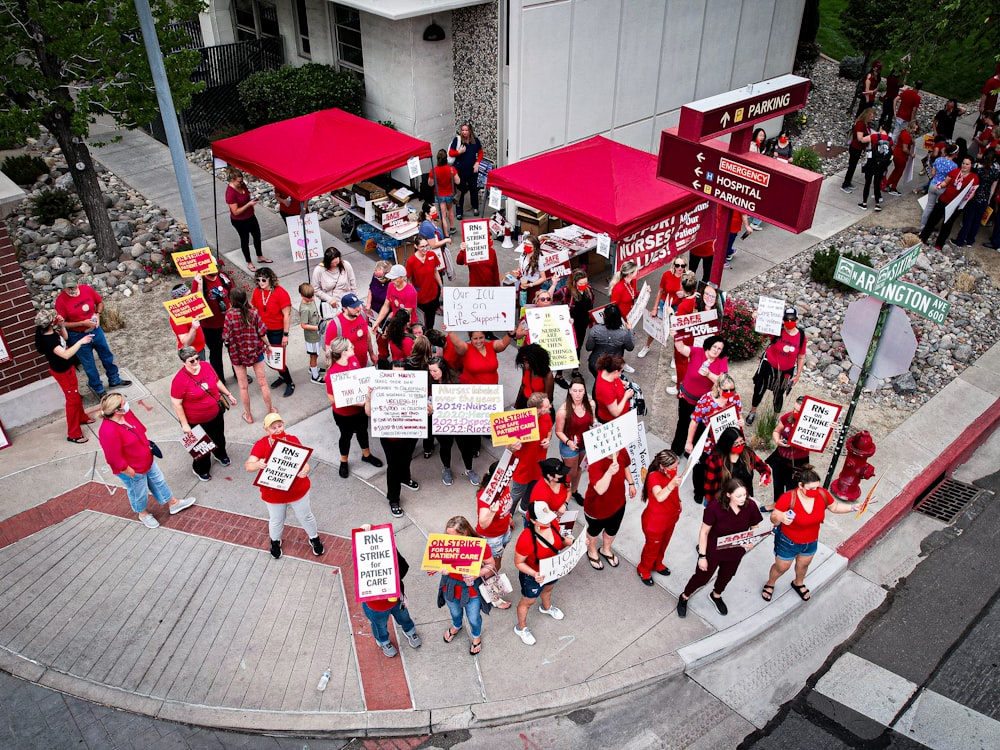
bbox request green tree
[840,0,905,112]
[0,0,205,261]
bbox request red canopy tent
[486,135,706,242]
[211,108,432,201]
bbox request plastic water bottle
[317,670,330,692]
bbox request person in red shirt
[856,60,881,117]
[668,272,699,395]
[190,268,234,382]
[513,500,569,646]
[428,149,460,235]
[224,168,271,270]
[252,268,295,397]
[508,392,554,522]
[168,283,206,357]
[608,260,639,321]
[584,447,635,570]
[636,450,682,585]
[892,81,922,140]
[745,307,807,426]
[638,256,686,358]
[768,395,811,503]
[476,460,517,594]
[978,70,1000,121]
[529,458,571,519]
[169,346,237,481]
[456,240,501,288]
[919,156,979,249]
[883,119,918,194]
[514,343,554,410]
[374,264,418,330]
[405,237,444,330]
[326,337,383,478]
[446,328,519,385]
[325,293,376,367]
[593,354,633,423]
[763,466,859,602]
[245,412,324,559]
[273,185,303,222]
[842,108,875,192]
[359,534,422,659]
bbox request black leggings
[424,433,477,471]
[333,409,370,457]
[230,215,262,263]
[671,397,697,455]
[862,164,887,204]
[843,146,864,189]
[682,554,743,598]
[751,360,793,414]
[190,408,229,475]
[418,296,440,332]
[202,325,227,381]
[381,437,417,503]
[688,253,712,283]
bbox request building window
[331,3,364,90]
[234,0,279,42]
[294,0,311,57]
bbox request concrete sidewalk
[1,118,997,739]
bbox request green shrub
[29,188,77,224]
[2,154,48,186]
[208,123,246,141]
[839,55,865,80]
[721,297,769,361]
[791,146,823,173]
[810,245,872,292]
[238,63,363,128]
[753,405,778,450]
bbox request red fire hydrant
[831,431,876,501]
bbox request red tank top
[564,405,592,444]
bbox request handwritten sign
[716,527,773,550]
[642,307,670,345]
[253,438,312,492]
[708,405,741,443]
[163,292,212,325]
[442,286,516,331]
[539,530,587,584]
[407,156,422,180]
[432,384,504,434]
[790,396,842,452]
[626,282,651,330]
[181,425,216,459]
[286,212,323,262]
[353,524,401,602]
[583,410,639,462]
[328,366,375,408]
[172,246,217,277]
[755,296,786,336]
[421,534,488,576]
[461,219,491,262]
[370,369,428,438]
[625,420,650,488]
[489,409,540,446]
[524,305,578,368]
[264,344,285,371]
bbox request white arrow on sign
[696,152,706,163]
[692,180,701,190]
[720,111,731,127]
[694,167,703,177]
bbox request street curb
[837,396,1000,562]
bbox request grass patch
[815,0,852,61]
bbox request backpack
[873,135,893,168]
[321,315,346,365]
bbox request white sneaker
[637,345,650,358]
[666,386,678,396]
[623,364,635,374]
[140,514,160,528]
[670,358,676,370]
[538,605,564,620]
[671,372,677,383]
[513,625,536,645]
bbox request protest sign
[328,366,376,408]
[671,308,720,338]
[442,286,516,331]
[790,396,842,452]
[353,524,401,602]
[539,248,571,277]
[583,411,639,462]
[755,296,785,336]
[625,420,650,488]
[432,384,504,434]
[253,438,312,492]
[461,219,491,262]
[370,369,428,438]
[626,282,652,330]
[181,425,216,459]
[406,156,422,180]
[0,330,8,363]
[589,305,606,326]
[479,449,518,507]
[539,530,587,584]
[716,527,773,550]
[489,409,540,446]
[163,292,212,325]
[943,182,977,223]
[172,247,217,277]
[708,405,741,443]
[679,427,709,491]
[264,345,285,371]
[642,307,670,345]
[524,305,578,368]
[596,233,611,258]
[421,534,488,576]
[286,212,323,262]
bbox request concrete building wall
[452,4,500,164]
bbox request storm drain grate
[914,477,983,523]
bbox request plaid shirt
[702,449,771,503]
[222,307,267,366]
[692,393,742,454]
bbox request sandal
[247,262,256,273]
[443,626,460,644]
[66,436,89,444]
[493,599,512,609]
[761,584,774,602]
[791,582,811,601]
[242,412,254,424]
[587,554,604,570]
[598,550,619,568]
[256,256,273,264]
[469,639,482,655]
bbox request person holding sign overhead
[447,328,519,386]
[636,450,682,586]
[246,413,324,560]
[326,337,383,479]
[437,516,495,656]
[513,501,569,646]
[583,446,635,571]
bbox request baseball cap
[529,501,558,525]
[171,283,190,299]
[35,309,57,329]
[539,458,571,479]
[263,413,284,429]
[783,307,798,320]
[341,293,362,308]
[386,265,407,280]
[61,273,79,289]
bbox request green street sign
[834,256,950,323]
[875,244,922,290]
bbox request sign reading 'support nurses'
[790,396,842,452]
[353,524,400,602]
[253,439,312,492]
[432,384,504,434]
[614,200,710,275]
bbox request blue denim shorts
[773,528,818,561]
[558,440,582,459]
[485,528,513,559]
[438,195,453,203]
[519,570,556,599]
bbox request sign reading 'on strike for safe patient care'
[489,408,539,446]
[421,534,488,576]
[352,524,400,602]
[253,438,312,492]
[583,410,639,462]
[172,247,217,277]
[163,292,212,325]
[442,287,516,331]
[432,384,504,435]
[790,396,843,452]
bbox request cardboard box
[518,214,549,237]
[353,181,386,201]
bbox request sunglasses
[674,262,687,268]
[721,388,735,394]
[256,278,269,283]
[184,357,199,364]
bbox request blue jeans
[66,326,121,393]
[362,601,416,646]
[954,201,987,246]
[445,592,483,638]
[116,461,173,514]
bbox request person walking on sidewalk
[513,501,569,646]
[327,337,383,479]
[437,516,495,656]
[859,127,893,210]
[745,307,806,427]
[221,287,274,425]
[883,120,919,196]
[358,527,422,659]
[677,478,763,618]
[97,392,196,528]
[841,108,874,194]
[252,268,295,398]
[246,412,324,560]
[636,449,682,586]
[33,309,95,444]
[450,123,484,220]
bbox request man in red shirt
[892,80,922,140]
[324,293,375,367]
[405,237,444,331]
[979,70,1000,121]
[373,264,418,330]
[55,274,132,395]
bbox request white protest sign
[671,308,720,335]
[539,530,588,584]
[254,439,312,492]
[755,296,785,336]
[462,219,491,262]
[328,366,376,408]
[944,182,977,221]
[432,384,504,434]
[286,212,323,262]
[708,405,741,443]
[539,249,571,273]
[679,427,709,493]
[790,396,843,452]
[642,308,670,345]
[583,410,639,462]
[442,286,517,331]
[353,524,401,602]
[596,233,611,258]
[370,369,428,438]
[264,345,285,371]
[407,156,422,180]
[625,420,650,488]
[626,282,652,330]
[524,305,578,368]
[488,186,503,210]
[716,526,773,550]
[480,449,518,506]
[181,424,216,459]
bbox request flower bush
[721,297,768,361]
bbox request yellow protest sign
[420,534,487,576]
[172,247,217,277]
[163,292,212,324]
